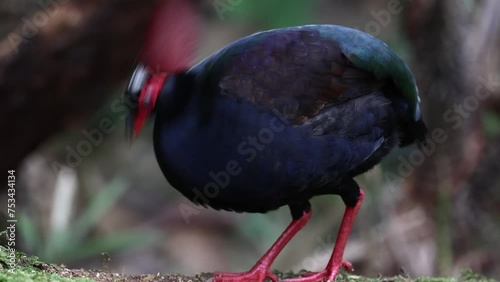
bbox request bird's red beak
[133,72,167,138]
[125,64,167,141]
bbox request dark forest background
[0,0,499,279]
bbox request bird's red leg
[284,189,365,282]
[213,209,312,282]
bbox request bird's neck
[155,72,199,121]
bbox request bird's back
[153,25,426,213]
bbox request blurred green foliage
[481,111,500,137]
[229,0,312,28]
[18,179,160,264]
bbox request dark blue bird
[125,4,426,281]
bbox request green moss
[459,269,497,282]
[276,270,497,282]
[278,271,440,282]
[0,245,94,282]
[0,243,496,282]
[414,278,455,282]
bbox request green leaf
[70,178,128,244]
[43,178,128,262]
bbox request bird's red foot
[213,210,313,282]
[213,266,278,282]
[283,261,353,282]
[340,260,353,272]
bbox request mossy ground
[0,245,496,282]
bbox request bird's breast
[153,92,396,212]
[153,94,353,209]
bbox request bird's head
[125,64,167,140]
[124,0,198,141]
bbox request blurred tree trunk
[391,0,500,277]
[0,0,156,181]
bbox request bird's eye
[126,63,150,105]
[125,63,151,141]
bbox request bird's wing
[194,27,391,126]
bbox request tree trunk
[0,0,156,179]
[390,0,500,276]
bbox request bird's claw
[282,260,353,282]
[341,260,354,272]
[213,268,278,282]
